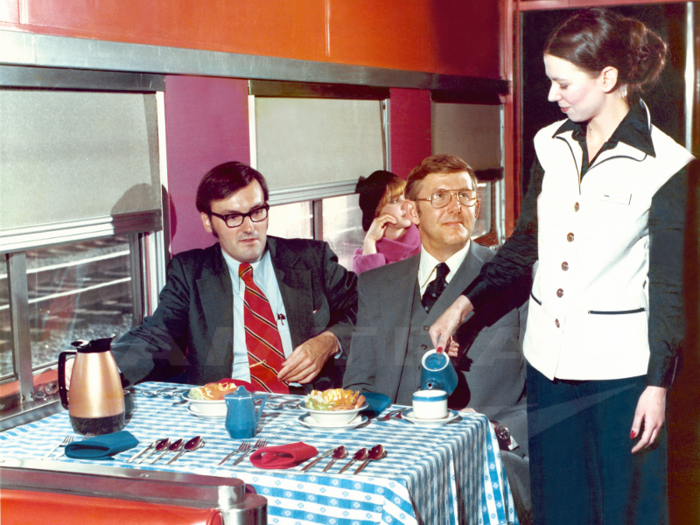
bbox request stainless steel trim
[267,180,357,206]
[0,64,164,91]
[6,253,32,403]
[0,457,267,524]
[0,457,246,506]
[685,2,694,150]
[0,211,162,254]
[0,29,509,93]
[250,79,390,99]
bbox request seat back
[0,457,266,525]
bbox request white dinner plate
[188,405,226,419]
[298,413,368,432]
[401,409,459,427]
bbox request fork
[377,409,403,421]
[230,438,266,467]
[43,436,74,458]
[218,441,251,466]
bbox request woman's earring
[620,84,628,99]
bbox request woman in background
[430,8,692,524]
[352,170,420,274]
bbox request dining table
[0,382,518,525]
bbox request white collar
[418,240,471,294]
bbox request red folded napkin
[249,442,318,470]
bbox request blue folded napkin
[65,431,139,459]
[361,392,391,418]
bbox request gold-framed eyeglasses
[210,204,269,228]
[415,189,477,209]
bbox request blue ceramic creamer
[420,349,459,395]
[224,387,267,439]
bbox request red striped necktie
[239,263,289,393]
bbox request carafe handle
[57,351,76,409]
[253,393,267,424]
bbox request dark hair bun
[545,8,668,103]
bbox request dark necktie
[239,263,289,393]
[422,262,450,313]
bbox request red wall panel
[164,75,250,254]
[389,88,432,180]
[1,0,502,78]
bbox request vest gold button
[557,288,564,298]
[562,261,569,271]
[567,233,575,242]
[574,202,580,212]
[555,319,560,328]
[423,326,429,332]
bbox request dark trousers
[527,364,668,525]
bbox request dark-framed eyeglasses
[209,204,270,228]
[415,189,477,209]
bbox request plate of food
[183,379,247,417]
[301,388,368,426]
[298,413,368,432]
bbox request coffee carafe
[58,337,125,435]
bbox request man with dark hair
[113,161,357,393]
[343,154,531,514]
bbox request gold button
[555,319,560,328]
[567,233,575,242]
[574,202,580,212]
[562,261,569,271]
[423,326,429,332]
[557,289,564,298]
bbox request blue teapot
[420,349,458,395]
[224,387,267,439]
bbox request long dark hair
[544,7,667,104]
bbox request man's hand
[277,331,339,384]
[429,295,474,351]
[631,386,667,454]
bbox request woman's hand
[362,214,398,255]
[630,385,667,454]
[429,295,474,351]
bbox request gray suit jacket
[113,236,357,390]
[344,242,529,452]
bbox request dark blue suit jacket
[113,236,357,389]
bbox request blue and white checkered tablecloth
[0,382,518,525]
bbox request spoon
[354,444,386,474]
[138,438,170,464]
[127,439,158,463]
[338,448,368,474]
[150,438,183,464]
[166,436,204,464]
[322,446,348,472]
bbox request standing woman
[430,8,693,524]
[352,170,421,274]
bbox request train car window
[27,237,134,373]
[0,90,161,238]
[267,202,313,240]
[253,86,388,270]
[254,97,387,203]
[0,84,165,428]
[321,194,363,270]
[432,102,505,245]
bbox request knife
[301,447,336,472]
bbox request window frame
[0,67,168,430]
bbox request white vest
[524,110,693,381]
